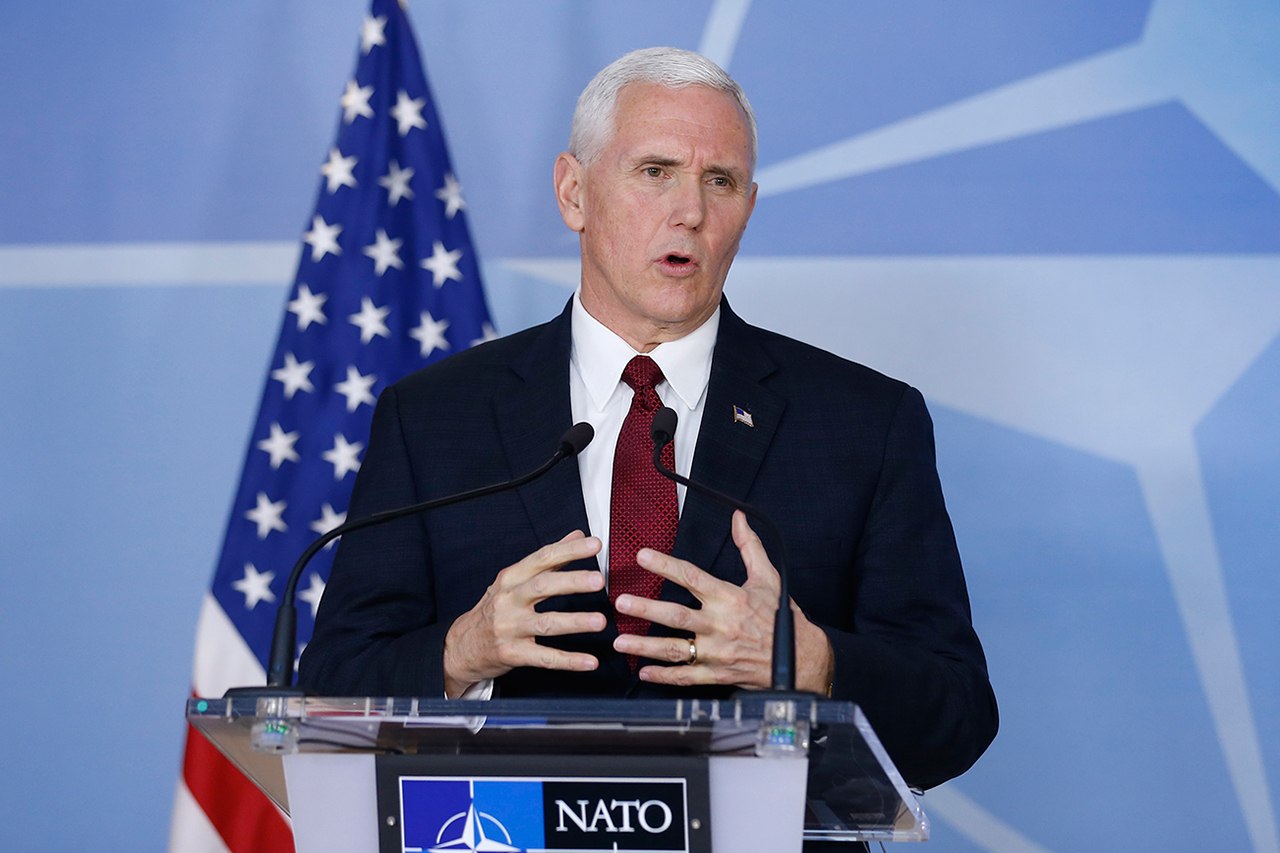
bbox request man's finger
[613,633,697,664]
[504,531,601,584]
[614,595,704,634]
[521,609,608,638]
[523,568,605,602]
[636,663,716,686]
[635,547,719,599]
[503,641,599,673]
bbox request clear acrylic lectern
[188,694,927,852]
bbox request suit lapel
[492,302,594,550]
[670,302,785,591]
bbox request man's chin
[639,296,720,336]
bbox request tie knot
[621,355,665,392]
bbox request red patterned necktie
[609,355,678,664]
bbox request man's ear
[553,152,586,232]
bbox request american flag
[171,1,493,849]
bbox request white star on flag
[245,492,288,539]
[321,148,359,193]
[335,365,377,412]
[302,214,343,261]
[341,79,375,123]
[298,573,327,619]
[421,239,463,287]
[435,172,466,219]
[288,284,328,330]
[379,159,415,206]
[392,89,427,136]
[322,434,364,480]
[349,296,392,343]
[471,323,499,347]
[362,228,404,276]
[271,352,315,399]
[360,13,387,53]
[310,502,348,547]
[256,422,301,469]
[232,563,277,610]
[410,311,451,357]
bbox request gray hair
[568,47,758,170]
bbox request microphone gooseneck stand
[648,407,797,693]
[225,422,595,698]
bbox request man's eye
[644,166,664,178]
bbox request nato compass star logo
[492,2,1280,851]
[428,800,519,853]
[401,778,543,853]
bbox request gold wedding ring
[687,638,698,665]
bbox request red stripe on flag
[182,724,295,853]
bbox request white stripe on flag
[169,779,232,853]
[192,593,267,697]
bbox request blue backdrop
[2,2,1278,850]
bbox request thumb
[733,510,779,588]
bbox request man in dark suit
[300,47,996,791]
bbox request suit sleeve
[822,386,998,789]
[297,384,450,696]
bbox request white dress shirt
[569,291,718,579]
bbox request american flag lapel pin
[732,404,754,427]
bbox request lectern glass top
[188,695,927,843]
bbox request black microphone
[227,421,595,696]
[650,407,797,692]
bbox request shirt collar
[570,292,719,412]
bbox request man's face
[555,82,757,351]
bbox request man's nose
[666,179,706,230]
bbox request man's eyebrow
[631,154,682,168]
[705,163,744,177]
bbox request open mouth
[656,251,699,276]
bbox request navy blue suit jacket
[299,299,997,788]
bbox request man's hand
[613,511,834,693]
[442,531,606,697]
